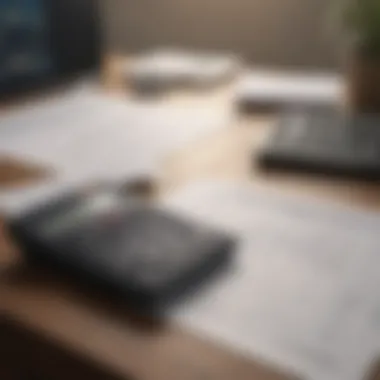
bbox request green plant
[340,0,380,58]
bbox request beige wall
[101,0,341,69]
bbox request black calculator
[257,110,380,180]
[8,187,234,312]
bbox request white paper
[0,84,230,215]
[163,180,380,380]
[236,70,343,105]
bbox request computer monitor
[0,0,101,96]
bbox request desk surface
[2,56,380,380]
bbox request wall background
[101,0,342,69]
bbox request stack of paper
[126,49,241,93]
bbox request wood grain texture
[0,264,293,380]
[0,155,52,189]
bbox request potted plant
[340,0,380,113]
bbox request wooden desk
[2,57,380,380]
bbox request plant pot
[347,54,380,114]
